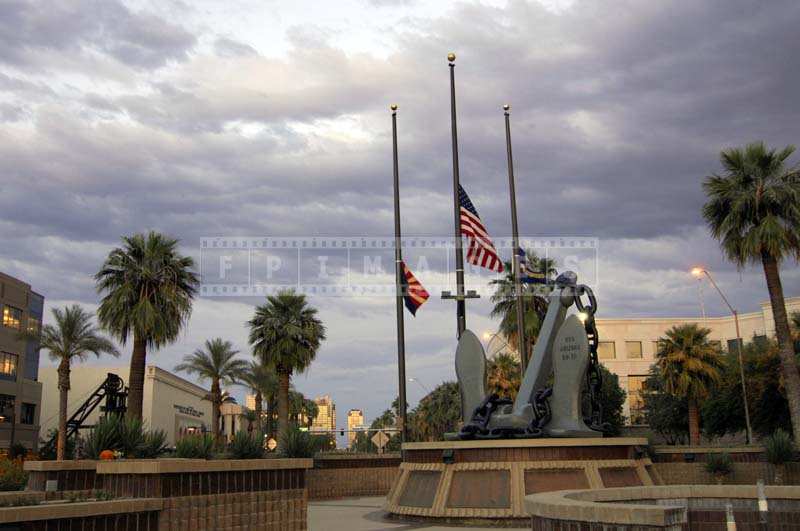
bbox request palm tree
[37,305,119,460]
[248,290,326,446]
[487,353,521,401]
[791,312,800,343]
[703,141,800,441]
[235,361,278,436]
[489,250,556,365]
[95,231,199,420]
[656,324,724,446]
[175,338,247,441]
[241,409,258,433]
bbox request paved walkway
[308,497,528,530]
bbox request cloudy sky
[2,0,799,443]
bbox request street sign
[371,430,390,451]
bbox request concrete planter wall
[17,458,313,531]
[24,459,99,492]
[307,453,401,500]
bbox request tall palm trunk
[277,370,290,446]
[126,334,147,420]
[254,391,263,434]
[762,251,800,443]
[210,379,221,441]
[688,399,700,446]
[56,359,70,461]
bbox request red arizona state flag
[400,261,429,316]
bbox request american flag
[459,185,504,273]
[401,261,430,316]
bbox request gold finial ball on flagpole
[390,104,398,111]
[447,52,456,62]
[503,104,510,111]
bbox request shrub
[765,429,794,465]
[279,427,330,458]
[705,453,733,476]
[0,460,28,491]
[117,418,146,458]
[228,431,264,459]
[8,443,27,461]
[175,434,215,459]
[137,429,169,459]
[84,416,122,459]
[82,415,169,459]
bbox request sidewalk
[308,497,529,530]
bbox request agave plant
[83,416,123,459]
[175,434,215,459]
[228,431,264,459]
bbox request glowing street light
[689,266,753,444]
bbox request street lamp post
[691,267,753,444]
[482,331,515,358]
[408,377,431,395]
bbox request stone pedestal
[385,437,652,523]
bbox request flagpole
[391,104,408,444]
[504,104,527,374]
[448,52,467,339]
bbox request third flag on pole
[401,261,430,316]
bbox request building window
[2,306,22,330]
[753,335,768,348]
[0,395,14,423]
[21,403,35,425]
[652,341,661,357]
[727,338,743,353]
[0,352,17,382]
[598,341,616,360]
[27,315,40,335]
[628,376,648,425]
[626,341,643,359]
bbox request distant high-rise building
[347,409,364,447]
[245,394,259,411]
[310,395,336,434]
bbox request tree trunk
[277,370,290,447]
[126,335,147,421]
[210,380,221,442]
[688,399,700,446]
[56,358,70,461]
[254,391,263,435]
[761,251,800,444]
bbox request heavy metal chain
[574,284,606,431]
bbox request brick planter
[16,458,313,531]
[24,460,99,492]
[308,453,401,500]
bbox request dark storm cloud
[2,0,799,423]
[0,0,196,68]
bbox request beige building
[40,365,212,445]
[346,408,364,447]
[597,296,800,425]
[0,272,44,450]
[220,397,251,441]
[310,395,336,434]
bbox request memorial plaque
[524,468,589,494]
[446,470,510,508]
[398,471,441,508]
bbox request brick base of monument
[384,437,652,522]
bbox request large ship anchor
[452,271,610,439]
